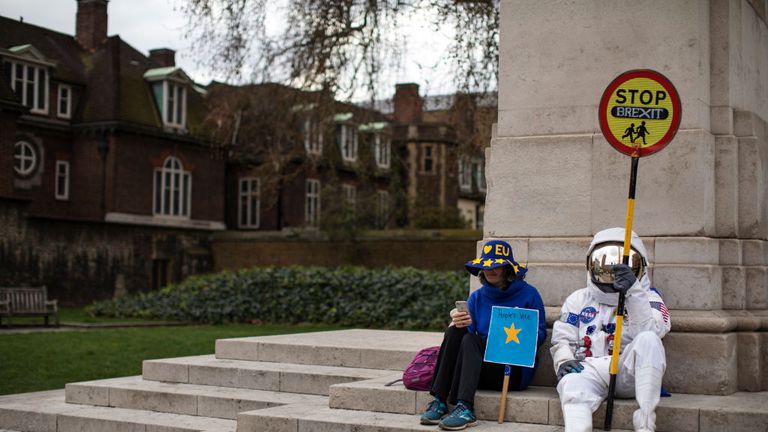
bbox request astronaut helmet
[586,228,648,285]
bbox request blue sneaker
[420,397,449,425]
[438,400,477,430]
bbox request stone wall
[489,0,768,395]
[0,200,214,306]
[211,231,480,272]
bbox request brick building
[0,0,224,303]
[213,82,487,233]
[422,91,496,231]
[0,1,488,304]
[386,83,493,230]
[206,82,397,232]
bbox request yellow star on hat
[483,259,494,267]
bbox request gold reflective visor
[587,242,646,284]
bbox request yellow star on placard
[504,323,522,344]
[483,259,494,267]
[472,258,482,264]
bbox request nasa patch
[579,307,598,324]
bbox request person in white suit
[550,227,671,432]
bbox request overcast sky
[0,0,456,100]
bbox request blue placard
[483,306,539,368]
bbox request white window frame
[57,84,71,119]
[472,158,486,192]
[13,141,38,176]
[374,133,390,169]
[422,144,435,174]
[304,118,323,155]
[55,160,70,200]
[477,205,485,231]
[342,184,356,216]
[153,156,192,218]
[238,177,260,228]
[305,178,321,228]
[338,124,358,162]
[8,60,48,114]
[376,190,390,229]
[458,157,472,191]
[163,80,187,128]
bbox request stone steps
[236,403,633,432]
[65,375,329,419]
[329,376,768,431]
[1,329,766,432]
[0,390,236,432]
[331,376,555,424]
[215,329,444,369]
[142,354,397,395]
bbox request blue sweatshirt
[466,279,547,390]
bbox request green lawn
[0,323,343,395]
[3,306,162,325]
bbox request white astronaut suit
[550,228,671,432]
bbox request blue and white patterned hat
[465,240,527,277]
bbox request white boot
[633,410,656,432]
[562,403,593,432]
[632,366,663,432]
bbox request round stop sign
[599,69,681,157]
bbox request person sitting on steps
[551,227,671,432]
[419,239,547,430]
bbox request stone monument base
[471,236,768,395]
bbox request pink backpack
[401,346,440,391]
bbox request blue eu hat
[465,239,526,277]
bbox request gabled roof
[206,82,389,125]
[363,91,498,114]
[0,14,206,136]
[0,15,85,85]
[359,122,389,132]
[143,66,192,83]
[5,43,56,67]
[333,112,354,122]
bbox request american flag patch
[650,301,670,323]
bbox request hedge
[87,266,469,329]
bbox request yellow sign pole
[497,365,512,423]
[599,69,680,431]
[604,146,640,431]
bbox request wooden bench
[0,286,59,327]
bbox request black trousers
[429,325,522,406]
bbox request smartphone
[455,301,468,312]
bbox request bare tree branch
[177,0,499,99]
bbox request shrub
[86,266,469,329]
[410,205,467,229]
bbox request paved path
[0,321,188,334]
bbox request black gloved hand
[556,359,584,381]
[612,263,637,294]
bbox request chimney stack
[393,83,423,124]
[149,48,176,67]
[76,0,108,52]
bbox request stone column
[487,0,768,395]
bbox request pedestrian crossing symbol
[484,306,539,368]
[599,69,681,157]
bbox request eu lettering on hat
[465,239,526,278]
